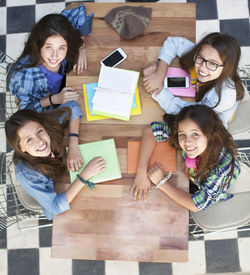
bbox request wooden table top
[51,2,195,262]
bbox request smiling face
[178,119,208,159]
[18,121,51,157]
[40,34,68,72]
[195,44,224,83]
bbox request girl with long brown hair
[5,108,105,220]
[143,33,244,128]
[9,4,94,170]
[131,105,240,212]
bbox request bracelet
[69,133,79,138]
[49,94,56,107]
[77,174,96,190]
[155,171,172,189]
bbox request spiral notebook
[69,139,121,184]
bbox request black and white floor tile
[0,0,250,274]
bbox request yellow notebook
[83,82,141,121]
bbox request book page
[93,88,133,117]
[98,66,139,94]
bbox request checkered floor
[1,0,250,275]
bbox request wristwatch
[155,171,172,189]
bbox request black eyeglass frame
[193,54,224,72]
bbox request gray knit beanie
[104,6,152,40]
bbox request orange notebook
[127,140,176,173]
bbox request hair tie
[49,94,56,107]
[69,133,79,138]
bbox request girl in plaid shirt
[9,4,93,172]
[131,105,240,212]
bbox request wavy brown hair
[164,105,237,186]
[180,32,244,105]
[16,14,83,73]
[5,108,71,180]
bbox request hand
[73,47,87,75]
[80,157,106,180]
[53,87,81,104]
[143,71,165,96]
[130,171,152,201]
[147,162,165,186]
[67,144,83,172]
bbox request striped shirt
[151,121,241,210]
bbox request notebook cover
[127,140,176,174]
[166,67,196,98]
[83,83,141,121]
[69,139,121,183]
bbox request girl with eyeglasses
[143,33,245,128]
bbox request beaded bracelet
[77,174,96,190]
[155,171,172,189]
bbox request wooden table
[51,2,195,262]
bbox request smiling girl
[5,108,105,220]
[9,4,93,171]
[131,105,241,211]
[143,33,245,128]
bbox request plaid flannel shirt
[151,121,241,210]
[9,4,93,112]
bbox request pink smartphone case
[166,67,196,98]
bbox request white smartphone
[164,76,189,88]
[100,48,127,67]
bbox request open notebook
[92,66,140,121]
[69,139,121,184]
[83,82,141,121]
[127,140,176,173]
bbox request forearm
[68,117,80,147]
[80,36,86,49]
[156,60,168,79]
[157,182,199,212]
[65,177,85,203]
[40,96,52,108]
[137,126,156,173]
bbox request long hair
[180,32,244,104]
[16,14,83,73]
[164,105,237,186]
[5,108,71,180]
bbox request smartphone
[164,76,189,88]
[100,48,127,67]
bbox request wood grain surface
[51,2,195,262]
[65,2,196,124]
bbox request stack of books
[83,66,141,121]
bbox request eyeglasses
[193,54,224,71]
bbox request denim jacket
[15,159,69,220]
[13,101,82,220]
[152,37,238,128]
